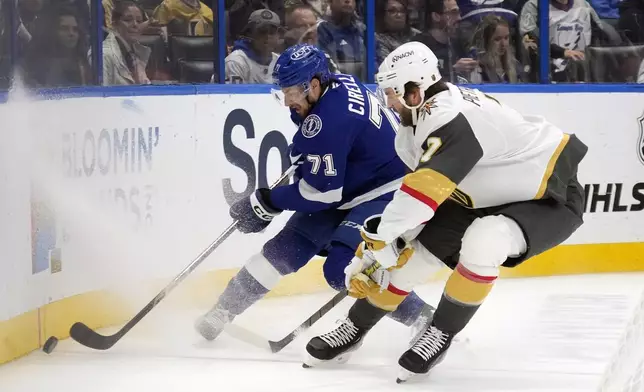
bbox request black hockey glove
[230,189,282,233]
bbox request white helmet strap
[397,89,425,126]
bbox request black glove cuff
[257,188,282,213]
[364,215,382,233]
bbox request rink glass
[0,0,643,88]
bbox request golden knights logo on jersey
[637,112,644,167]
[420,98,438,120]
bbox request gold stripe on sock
[365,284,409,312]
[444,264,496,306]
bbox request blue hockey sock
[216,267,270,317]
[387,291,427,326]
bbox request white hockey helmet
[375,42,441,124]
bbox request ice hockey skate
[303,318,368,368]
[396,323,454,384]
[194,305,234,341]
[408,304,435,346]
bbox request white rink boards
[2,88,644,367]
[1,273,643,392]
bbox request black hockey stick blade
[267,290,348,353]
[69,322,121,350]
[69,292,162,350]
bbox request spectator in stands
[149,0,213,35]
[225,9,280,83]
[104,0,150,30]
[318,0,366,79]
[317,0,366,80]
[638,57,644,81]
[618,0,644,44]
[620,50,644,81]
[0,1,13,88]
[375,0,420,64]
[519,0,609,82]
[286,2,319,26]
[103,1,151,85]
[285,0,330,18]
[588,0,620,19]
[407,0,424,30]
[469,14,526,82]
[104,0,118,29]
[455,0,517,54]
[49,0,90,31]
[226,0,286,45]
[17,0,45,48]
[457,0,518,23]
[284,3,319,47]
[416,0,478,83]
[22,6,92,87]
[283,4,340,72]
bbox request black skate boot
[396,323,453,383]
[303,317,367,367]
[303,298,388,368]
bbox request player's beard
[398,106,414,127]
[293,95,317,118]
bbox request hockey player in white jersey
[304,41,588,383]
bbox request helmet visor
[374,86,388,107]
[377,86,401,108]
[271,85,309,107]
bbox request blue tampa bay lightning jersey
[269,74,407,212]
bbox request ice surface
[1,273,643,392]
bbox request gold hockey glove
[344,244,388,298]
[359,215,415,269]
[344,242,414,299]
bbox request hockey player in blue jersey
[195,43,434,342]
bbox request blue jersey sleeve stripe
[269,181,338,212]
[299,179,343,204]
[337,178,403,210]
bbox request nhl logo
[638,112,644,167]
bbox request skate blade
[396,348,449,384]
[396,367,430,384]
[302,350,356,369]
[302,352,323,368]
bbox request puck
[43,336,59,354]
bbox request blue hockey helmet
[272,44,331,90]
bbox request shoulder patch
[301,114,323,138]
[420,98,438,120]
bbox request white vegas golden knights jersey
[378,83,587,242]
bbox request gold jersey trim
[535,133,570,199]
[402,168,456,206]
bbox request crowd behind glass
[0,0,642,90]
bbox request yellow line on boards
[1,242,642,365]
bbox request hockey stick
[262,260,386,351]
[224,290,349,353]
[223,254,391,352]
[69,164,298,350]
